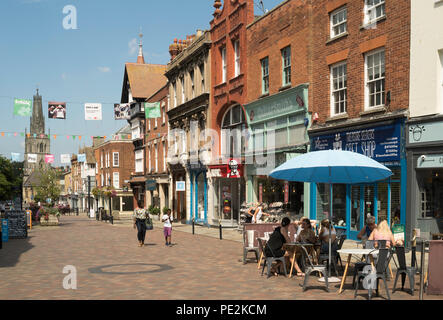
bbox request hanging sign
[13,99,32,117]
[114,103,130,120]
[27,154,37,163]
[45,154,55,164]
[61,154,71,164]
[85,103,102,120]
[48,102,67,119]
[176,181,186,192]
[145,102,161,119]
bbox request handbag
[145,216,154,230]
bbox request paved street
[0,215,440,300]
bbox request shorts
[163,227,172,237]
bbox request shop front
[243,84,311,218]
[309,118,407,241]
[407,116,443,241]
[187,162,208,226]
[209,162,245,227]
[170,164,187,222]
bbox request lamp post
[108,177,112,215]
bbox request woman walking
[133,201,149,247]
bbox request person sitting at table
[266,217,304,277]
[357,216,377,242]
[296,218,317,244]
[368,219,403,248]
[318,219,338,255]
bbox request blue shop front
[309,118,407,240]
[187,162,208,226]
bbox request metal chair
[258,238,287,278]
[318,240,339,277]
[299,245,329,292]
[336,235,347,270]
[392,246,416,296]
[352,240,386,287]
[243,230,259,264]
[354,248,391,300]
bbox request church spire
[136,29,145,64]
[30,88,45,135]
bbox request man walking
[162,209,173,246]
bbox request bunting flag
[11,153,20,162]
[27,154,37,163]
[45,154,55,164]
[85,103,102,120]
[145,102,161,119]
[61,154,71,164]
[48,102,67,119]
[78,154,86,163]
[13,99,32,117]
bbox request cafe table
[336,248,379,294]
[283,243,315,278]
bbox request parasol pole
[329,183,333,277]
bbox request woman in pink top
[368,220,403,248]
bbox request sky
[0,0,283,166]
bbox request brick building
[94,126,135,215]
[145,85,170,213]
[244,0,311,218]
[208,0,254,226]
[308,0,410,240]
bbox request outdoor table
[283,242,314,278]
[337,248,379,294]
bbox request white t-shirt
[162,214,173,228]
[252,207,262,223]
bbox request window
[113,172,120,189]
[173,82,177,108]
[234,40,240,77]
[147,146,151,173]
[113,152,119,167]
[162,106,166,124]
[439,51,443,113]
[364,0,386,25]
[180,76,185,104]
[365,49,385,109]
[331,62,347,115]
[221,105,246,159]
[155,144,158,173]
[221,46,227,83]
[135,149,144,173]
[282,46,291,86]
[330,7,347,38]
[261,57,269,94]
[95,162,98,174]
[199,64,205,93]
[163,142,166,172]
[101,154,103,168]
[190,70,195,99]
[101,174,104,187]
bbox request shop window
[418,170,443,218]
[316,183,346,227]
[351,186,362,231]
[122,196,134,212]
[377,183,389,223]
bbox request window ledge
[279,84,292,92]
[326,32,349,44]
[325,113,349,123]
[259,93,270,99]
[359,106,387,116]
[360,15,386,30]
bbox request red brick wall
[145,85,169,174]
[246,0,310,103]
[94,141,134,189]
[210,0,254,151]
[310,0,410,124]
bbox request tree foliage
[34,167,61,206]
[0,156,23,201]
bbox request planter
[40,215,60,226]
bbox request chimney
[169,38,179,60]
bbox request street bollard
[219,223,222,240]
[192,219,195,235]
[419,240,426,300]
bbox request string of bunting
[0,131,132,140]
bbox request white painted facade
[410,0,443,117]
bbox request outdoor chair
[352,240,388,286]
[257,238,287,278]
[243,230,259,264]
[354,248,391,300]
[392,246,416,296]
[336,234,347,270]
[299,245,329,293]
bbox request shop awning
[128,176,146,184]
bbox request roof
[78,146,95,164]
[121,63,167,102]
[23,171,43,187]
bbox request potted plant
[40,206,60,226]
